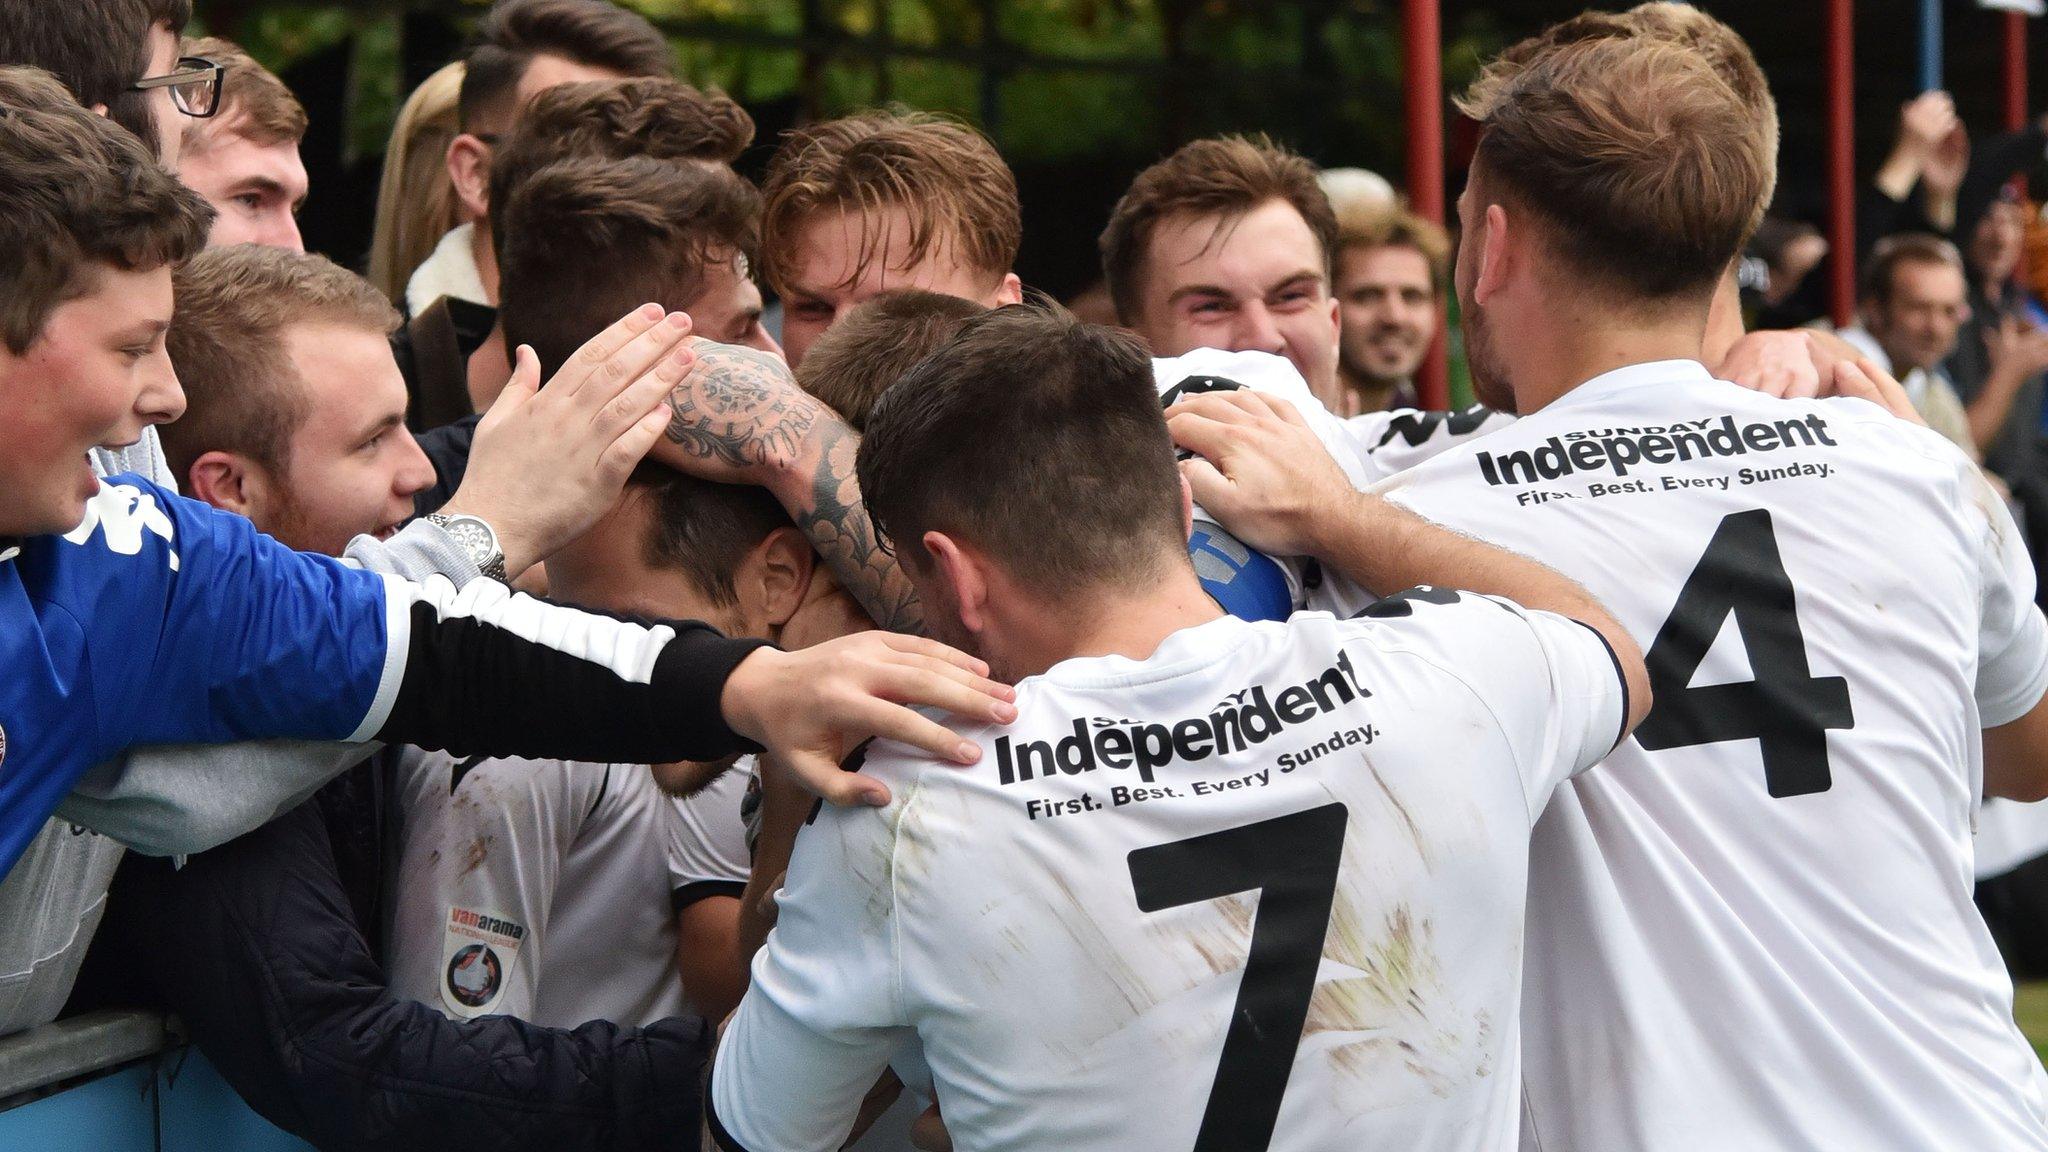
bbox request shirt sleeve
[1344,406,1516,483]
[1357,588,1626,822]
[1967,465,2048,727]
[668,760,753,909]
[708,776,912,1151]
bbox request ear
[740,526,817,631]
[1474,202,1513,306]
[991,272,1024,307]
[446,134,494,221]
[924,530,990,635]
[89,103,109,118]
[1179,473,1196,542]
[186,451,263,518]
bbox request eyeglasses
[128,56,224,118]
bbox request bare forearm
[764,422,925,635]
[1312,493,1650,715]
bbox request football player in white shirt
[1169,30,2048,1152]
[389,466,868,1026]
[708,303,1651,1151]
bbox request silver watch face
[445,518,495,560]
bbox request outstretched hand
[1165,389,1358,558]
[438,303,696,575]
[720,632,1018,807]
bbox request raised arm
[648,341,925,633]
[1168,389,1651,732]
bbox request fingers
[557,307,693,402]
[779,748,892,808]
[1178,456,1234,510]
[1166,408,1250,462]
[870,632,995,682]
[869,662,1018,726]
[847,694,984,768]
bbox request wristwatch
[425,512,509,583]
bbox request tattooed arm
[652,341,925,633]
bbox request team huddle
[1,0,2046,1150]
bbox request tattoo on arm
[661,342,923,633]
[662,343,819,469]
[794,422,925,634]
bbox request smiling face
[1336,242,1437,389]
[0,263,185,536]
[249,322,433,554]
[1131,198,1340,401]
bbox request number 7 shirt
[1376,359,2048,1152]
[709,601,1626,1152]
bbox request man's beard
[653,753,738,798]
[1339,326,1424,389]
[1461,299,1517,415]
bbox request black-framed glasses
[128,56,223,118]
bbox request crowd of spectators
[1,1,2047,1150]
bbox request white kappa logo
[64,482,179,571]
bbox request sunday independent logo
[1472,411,1842,506]
[994,651,1380,822]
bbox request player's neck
[995,567,1224,681]
[1509,314,1707,414]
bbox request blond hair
[1461,3,1777,232]
[760,109,1020,296]
[367,61,466,306]
[1457,35,1771,305]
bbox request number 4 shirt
[1378,359,2048,1151]
[709,600,1626,1152]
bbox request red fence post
[1403,0,1449,410]
[1827,0,1857,329]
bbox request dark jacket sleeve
[412,414,481,519]
[78,801,711,1152]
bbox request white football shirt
[668,755,753,909]
[388,749,686,1028]
[1377,359,2048,1151]
[710,602,1625,1151]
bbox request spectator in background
[1099,135,1345,413]
[369,61,466,306]
[0,0,193,167]
[1868,92,1969,245]
[1317,165,1396,217]
[177,37,308,251]
[1837,234,1978,455]
[410,0,674,318]
[1331,205,1449,414]
[761,109,1023,366]
[1949,191,2048,483]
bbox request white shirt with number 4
[710,603,1625,1152]
[1377,359,2048,1152]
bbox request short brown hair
[1864,232,1966,307]
[0,0,193,157]
[1461,3,1777,233]
[1099,134,1337,326]
[498,155,761,378]
[181,36,307,152]
[1337,205,1450,295]
[796,290,987,430]
[458,0,673,129]
[626,463,790,606]
[0,66,210,354]
[857,303,1186,596]
[1456,35,1771,305]
[760,109,1020,296]
[161,245,400,483]
[487,75,753,234]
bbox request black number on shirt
[1635,509,1854,797]
[1126,802,1348,1152]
